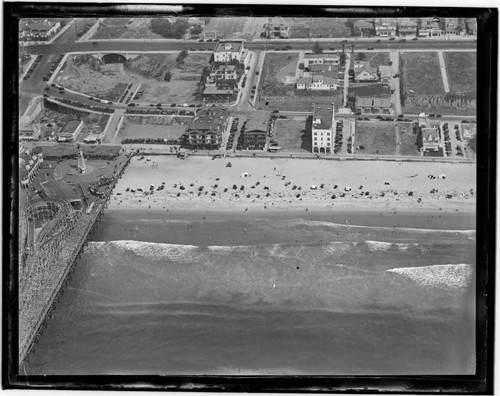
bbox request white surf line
[437,51,450,93]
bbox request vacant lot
[259,90,344,112]
[260,52,299,97]
[443,52,476,94]
[59,53,210,104]
[461,123,477,158]
[396,122,420,156]
[203,17,247,40]
[290,19,310,38]
[354,121,397,155]
[116,116,188,143]
[311,18,352,38]
[399,52,474,114]
[353,52,391,68]
[400,52,444,96]
[56,55,136,98]
[273,117,311,152]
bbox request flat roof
[356,97,373,107]
[313,103,334,130]
[372,97,391,108]
[41,179,81,202]
[188,108,228,131]
[214,41,243,53]
[244,110,271,133]
[60,119,82,135]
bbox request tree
[356,52,366,61]
[176,49,188,62]
[164,71,172,82]
[339,53,347,67]
[312,41,323,54]
[191,24,203,36]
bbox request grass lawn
[354,121,397,155]
[352,52,391,68]
[396,122,420,156]
[400,52,444,95]
[273,117,311,152]
[260,52,299,97]
[443,52,476,94]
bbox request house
[303,54,340,68]
[353,19,374,37]
[465,18,477,35]
[378,65,392,86]
[58,119,83,142]
[420,126,442,153]
[19,117,41,141]
[354,61,378,82]
[204,31,217,39]
[398,19,418,37]
[355,96,392,115]
[263,18,290,39]
[309,64,339,74]
[296,73,339,91]
[241,110,271,150]
[213,41,244,62]
[20,19,61,41]
[374,18,398,37]
[205,64,239,85]
[312,103,335,154]
[19,148,44,189]
[444,18,460,35]
[182,108,228,150]
[418,18,443,37]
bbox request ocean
[24,209,476,375]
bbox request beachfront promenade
[19,156,132,367]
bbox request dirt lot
[259,90,344,112]
[443,52,476,94]
[354,121,397,155]
[116,115,189,143]
[461,123,477,158]
[273,117,311,152]
[91,18,165,40]
[289,19,310,38]
[57,53,210,105]
[396,122,420,156]
[348,84,391,97]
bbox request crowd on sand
[108,156,476,213]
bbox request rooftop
[21,19,59,32]
[356,97,373,107]
[422,127,440,142]
[244,110,272,133]
[372,97,391,108]
[304,53,340,59]
[214,41,243,53]
[313,103,334,130]
[188,108,228,131]
[59,119,82,135]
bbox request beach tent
[310,185,317,190]
[241,172,250,178]
[344,186,352,191]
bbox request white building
[303,54,340,68]
[58,120,84,142]
[312,103,335,154]
[213,41,244,63]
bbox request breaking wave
[386,264,473,289]
[365,241,419,251]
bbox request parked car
[389,37,395,40]
[367,47,374,50]
[412,37,418,40]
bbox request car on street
[367,47,374,50]
[389,37,395,40]
[412,37,418,40]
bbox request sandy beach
[109,156,476,213]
